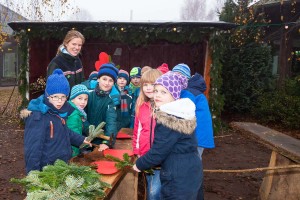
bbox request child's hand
[83,138,92,147]
[133,164,141,172]
[97,144,109,151]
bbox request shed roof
[8,20,236,32]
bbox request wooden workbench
[231,122,300,200]
[72,128,138,200]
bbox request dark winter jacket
[21,95,85,174]
[181,73,215,148]
[129,87,140,128]
[84,89,117,145]
[110,85,132,131]
[47,50,85,89]
[136,98,202,200]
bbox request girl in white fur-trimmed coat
[133,71,202,200]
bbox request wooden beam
[203,40,212,100]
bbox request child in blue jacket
[173,64,215,200]
[21,69,91,174]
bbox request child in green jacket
[84,63,118,151]
[67,84,90,157]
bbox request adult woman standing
[47,30,85,89]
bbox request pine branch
[11,159,111,199]
[105,153,154,175]
[80,122,107,148]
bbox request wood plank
[230,122,300,163]
[259,151,277,200]
[265,153,300,200]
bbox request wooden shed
[8,20,235,99]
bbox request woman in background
[47,30,85,89]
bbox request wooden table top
[72,128,134,199]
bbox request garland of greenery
[209,32,225,133]
[15,26,224,133]
[22,25,210,45]
[18,30,29,110]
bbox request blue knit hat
[89,71,98,81]
[97,63,119,82]
[70,84,90,100]
[130,67,141,78]
[118,69,129,83]
[172,63,191,79]
[45,69,70,96]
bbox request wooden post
[259,151,277,200]
[203,40,212,100]
[230,122,300,199]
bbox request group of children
[23,61,214,200]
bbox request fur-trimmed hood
[155,98,196,135]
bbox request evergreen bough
[11,159,111,200]
[105,153,154,175]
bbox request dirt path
[203,131,271,199]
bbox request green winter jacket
[84,91,117,146]
[67,101,86,157]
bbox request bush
[285,75,300,96]
[221,44,274,113]
[252,77,300,129]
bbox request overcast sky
[74,0,218,21]
[1,0,220,21]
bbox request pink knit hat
[118,69,129,82]
[157,63,169,74]
[155,71,188,100]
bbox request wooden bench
[230,122,300,200]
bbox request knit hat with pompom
[45,69,70,96]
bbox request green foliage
[80,122,106,148]
[284,75,300,96]
[219,0,274,113]
[17,31,29,110]
[11,159,111,200]
[209,32,226,134]
[252,92,300,129]
[105,153,154,175]
[252,76,300,129]
[219,0,237,22]
[21,25,210,46]
[221,44,274,112]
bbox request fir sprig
[11,159,111,200]
[80,122,106,148]
[105,153,154,175]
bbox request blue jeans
[146,169,161,200]
[197,147,204,200]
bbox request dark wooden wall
[29,38,207,98]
